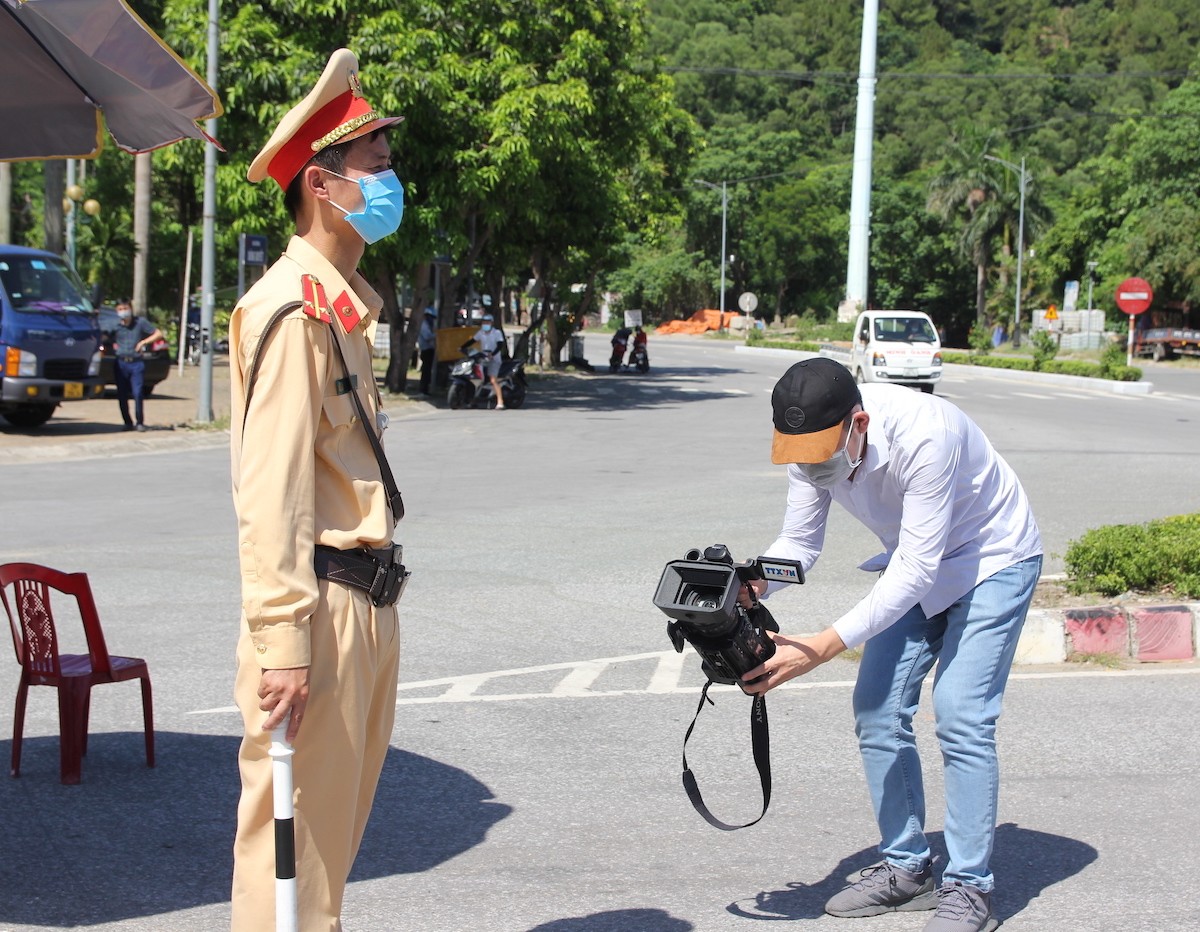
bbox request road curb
[1018,601,1200,664]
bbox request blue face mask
[325,169,405,244]
[481,323,493,332]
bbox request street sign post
[1116,277,1153,366]
[737,292,757,330]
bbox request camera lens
[682,585,724,611]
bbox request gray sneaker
[825,861,937,918]
[922,881,999,932]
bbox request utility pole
[694,179,728,330]
[841,0,879,322]
[197,0,219,422]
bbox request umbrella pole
[269,725,298,932]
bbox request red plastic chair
[0,562,154,785]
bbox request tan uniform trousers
[232,580,400,932]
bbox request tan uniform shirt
[230,235,393,670]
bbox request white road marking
[187,651,1199,714]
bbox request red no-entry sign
[1115,277,1153,316]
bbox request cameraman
[740,358,1041,932]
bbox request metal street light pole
[197,0,219,423]
[984,154,1026,348]
[694,179,727,331]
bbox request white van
[848,309,942,393]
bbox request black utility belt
[314,543,409,607]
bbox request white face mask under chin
[798,429,862,488]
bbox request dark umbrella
[0,0,221,161]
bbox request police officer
[230,48,406,931]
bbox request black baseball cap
[770,357,862,464]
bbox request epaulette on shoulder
[301,274,332,323]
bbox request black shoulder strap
[323,320,405,522]
[681,680,772,831]
[242,301,303,424]
[241,300,405,522]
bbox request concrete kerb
[1020,602,1200,665]
[736,342,1199,665]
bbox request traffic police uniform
[230,49,404,932]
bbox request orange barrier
[656,309,739,334]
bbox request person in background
[104,298,162,432]
[463,312,507,409]
[418,306,437,396]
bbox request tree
[159,0,695,382]
[926,127,1002,326]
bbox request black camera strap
[681,679,772,831]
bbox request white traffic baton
[269,725,298,932]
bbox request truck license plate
[64,382,83,399]
[903,367,918,378]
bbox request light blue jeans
[853,555,1042,892]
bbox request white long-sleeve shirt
[764,383,1042,648]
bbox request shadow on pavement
[724,824,1097,922]
[527,909,693,931]
[0,731,509,927]
[521,366,753,413]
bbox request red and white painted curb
[1018,602,1200,664]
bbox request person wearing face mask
[740,357,1042,932]
[103,298,163,431]
[229,48,408,931]
[462,312,507,409]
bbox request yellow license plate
[64,382,83,399]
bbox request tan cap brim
[771,420,844,465]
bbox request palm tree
[926,127,1004,327]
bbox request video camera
[653,544,804,686]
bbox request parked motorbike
[446,351,528,409]
[609,327,632,374]
[185,321,202,365]
[626,342,650,374]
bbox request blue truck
[0,245,104,427]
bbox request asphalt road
[0,334,1196,931]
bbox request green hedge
[1065,514,1200,599]
[745,334,823,352]
[941,352,1142,382]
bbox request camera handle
[681,679,771,831]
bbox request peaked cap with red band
[247,48,403,189]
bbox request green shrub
[1029,330,1059,370]
[948,353,1036,371]
[1042,359,1097,377]
[752,338,822,352]
[1065,514,1200,598]
[1097,340,1124,377]
[968,323,992,355]
[941,351,1141,381]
